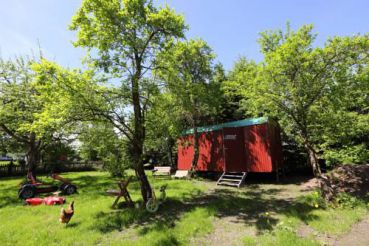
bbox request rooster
[59,201,74,226]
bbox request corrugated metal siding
[177,120,283,173]
[177,131,224,171]
[197,131,224,171]
[243,124,273,172]
[177,135,193,170]
[268,121,283,170]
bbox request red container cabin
[177,117,283,173]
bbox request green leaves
[155,39,218,127]
[70,0,187,76]
[228,24,369,167]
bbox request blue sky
[1,0,368,70]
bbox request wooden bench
[173,170,189,179]
[152,166,171,178]
[106,177,134,208]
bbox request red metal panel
[243,123,273,172]
[177,135,194,170]
[178,120,283,173]
[177,131,224,171]
[196,131,224,172]
[268,122,283,170]
[223,127,247,172]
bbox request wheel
[19,186,35,199]
[146,198,159,213]
[63,184,77,195]
[59,183,67,191]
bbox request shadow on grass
[92,187,320,235]
[0,172,321,237]
[0,185,23,208]
[0,193,21,208]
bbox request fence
[0,161,104,177]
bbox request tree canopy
[226,24,369,175]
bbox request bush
[301,190,327,209]
[333,192,366,208]
[103,153,130,177]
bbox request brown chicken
[59,201,74,225]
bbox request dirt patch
[300,178,319,192]
[195,216,256,246]
[334,214,369,246]
[297,224,337,245]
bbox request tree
[221,57,258,120]
[156,39,217,172]
[0,56,72,174]
[68,0,187,201]
[78,122,128,177]
[144,92,181,167]
[239,24,369,176]
[0,57,45,174]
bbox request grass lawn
[0,171,367,246]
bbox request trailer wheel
[19,186,35,199]
[146,198,159,213]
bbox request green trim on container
[183,117,269,135]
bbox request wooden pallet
[217,172,247,188]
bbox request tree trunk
[190,126,200,173]
[26,133,41,176]
[167,137,174,167]
[131,65,152,203]
[135,158,152,203]
[304,142,321,177]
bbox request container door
[223,128,246,172]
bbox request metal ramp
[217,172,247,188]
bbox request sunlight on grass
[1,172,368,245]
[116,207,216,246]
[307,206,367,235]
[289,191,368,235]
[243,229,320,246]
[0,171,209,246]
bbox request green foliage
[299,190,327,209]
[68,1,189,199]
[228,23,369,172]
[78,122,130,176]
[0,56,79,171]
[221,57,258,120]
[155,39,218,127]
[42,140,77,164]
[69,0,187,73]
[324,144,369,165]
[333,192,366,208]
[0,57,41,136]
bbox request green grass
[244,229,320,246]
[241,189,368,245]
[0,171,208,246]
[305,206,367,234]
[0,172,368,245]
